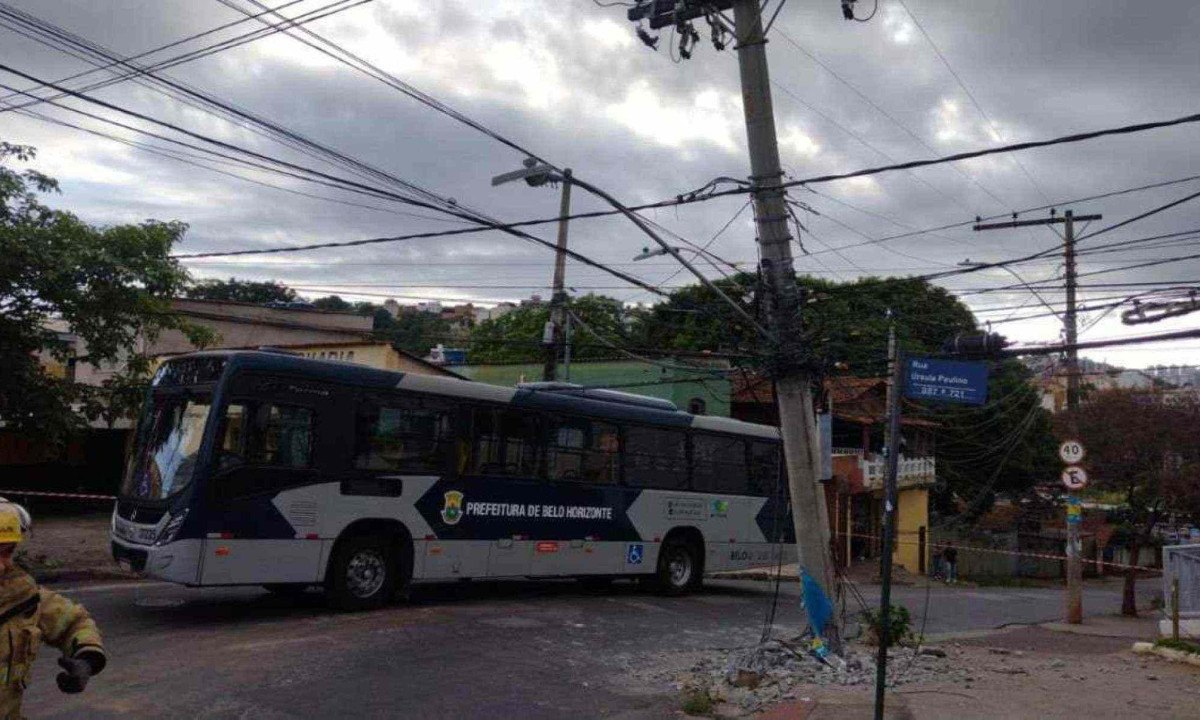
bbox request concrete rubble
[669,638,972,716]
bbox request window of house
[624,426,688,489]
[355,397,454,473]
[691,434,749,494]
[471,408,541,476]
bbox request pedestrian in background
[0,499,106,719]
[942,542,959,584]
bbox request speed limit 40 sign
[1059,440,1085,465]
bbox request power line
[774,24,1020,211]
[0,62,672,299]
[894,0,1050,202]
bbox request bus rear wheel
[655,537,702,596]
[326,535,399,611]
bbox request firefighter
[0,499,106,720]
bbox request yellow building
[285,341,458,376]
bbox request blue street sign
[904,356,989,405]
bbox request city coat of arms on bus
[441,491,464,525]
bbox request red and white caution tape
[847,531,1159,572]
[0,489,116,502]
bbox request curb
[32,568,139,586]
[1132,641,1200,668]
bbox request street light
[491,160,573,382]
[632,245,685,261]
[959,259,1064,321]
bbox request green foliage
[185,277,298,304]
[311,294,353,312]
[679,687,714,716]
[0,142,201,439]
[374,309,454,356]
[1155,638,1200,655]
[628,272,977,373]
[468,294,627,363]
[861,604,915,647]
[1070,390,1200,538]
[930,360,1059,519]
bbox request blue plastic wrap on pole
[800,567,833,637]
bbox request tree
[631,272,1054,513]
[185,277,297,304]
[629,272,977,373]
[311,294,353,312]
[381,311,453,356]
[468,295,628,364]
[928,360,1059,520]
[1070,390,1200,616]
[0,142,205,438]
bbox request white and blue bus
[111,350,795,609]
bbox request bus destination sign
[904,356,988,406]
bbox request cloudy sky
[3,0,1200,368]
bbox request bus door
[199,375,339,585]
[531,416,623,577]
[454,407,540,579]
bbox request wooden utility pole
[1062,210,1084,624]
[974,208,1100,625]
[731,0,837,630]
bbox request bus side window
[248,404,314,468]
[583,421,620,485]
[355,399,454,473]
[692,434,749,494]
[545,416,586,481]
[471,408,541,477]
[624,426,688,490]
[215,403,249,473]
[749,441,781,495]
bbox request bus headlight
[155,510,188,546]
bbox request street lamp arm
[564,173,773,341]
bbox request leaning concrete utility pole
[731,0,837,624]
[617,0,836,635]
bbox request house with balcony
[732,374,938,575]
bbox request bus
[111,350,795,610]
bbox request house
[13,300,455,496]
[280,341,462,378]
[732,374,938,575]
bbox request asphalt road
[20,577,1157,719]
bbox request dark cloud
[2,0,1199,365]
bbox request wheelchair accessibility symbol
[627,543,644,565]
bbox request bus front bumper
[110,536,202,585]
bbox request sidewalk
[749,618,1195,720]
[19,512,132,584]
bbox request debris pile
[675,639,971,715]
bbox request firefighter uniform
[0,504,105,720]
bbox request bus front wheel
[655,537,702,596]
[325,535,399,611]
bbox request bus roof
[171,350,780,440]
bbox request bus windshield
[121,393,213,500]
